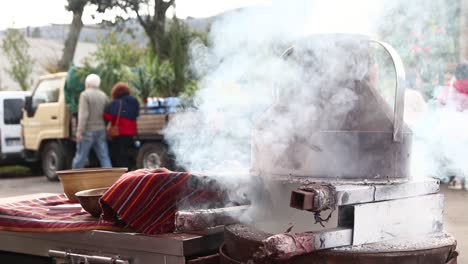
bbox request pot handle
[369,40,407,142]
[278,38,406,142]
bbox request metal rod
[49,250,129,264]
[175,205,250,232]
[260,228,353,260]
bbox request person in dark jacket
[104,82,140,168]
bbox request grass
[0,165,33,178]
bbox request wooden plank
[137,126,165,130]
[137,130,164,135]
[138,114,167,120]
[136,113,168,137]
[137,123,166,128]
[137,118,167,123]
[137,123,167,128]
[138,125,165,130]
[137,122,166,126]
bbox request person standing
[104,82,140,168]
[72,74,112,169]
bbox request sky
[0,0,271,30]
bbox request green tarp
[64,67,86,113]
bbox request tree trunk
[147,27,163,58]
[147,0,173,58]
[58,7,84,71]
[460,0,468,61]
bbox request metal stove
[219,35,457,263]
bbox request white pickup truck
[0,91,30,165]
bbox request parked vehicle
[22,72,175,181]
[0,91,30,166]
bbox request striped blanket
[100,169,227,234]
[0,194,118,232]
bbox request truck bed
[137,113,168,136]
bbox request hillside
[0,38,96,91]
[0,16,213,44]
[0,13,225,91]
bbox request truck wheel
[136,142,169,170]
[41,142,68,181]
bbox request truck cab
[22,73,71,180]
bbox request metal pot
[251,34,411,182]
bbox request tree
[58,0,88,71]
[131,55,174,103]
[31,27,42,38]
[40,55,62,74]
[80,32,145,94]
[168,17,187,95]
[166,16,207,96]
[92,0,175,58]
[1,28,34,91]
[379,0,459,97]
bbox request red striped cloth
[0,194,119,232]
[100,169,226,234]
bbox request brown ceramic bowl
[57,168,127,201]
[75,187,109,217]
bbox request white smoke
[410,96,468,187]
[163,0,461,234]
[166,0,462,192]
[166,0,389,174]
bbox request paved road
[0,176,62,198]
[0,176,466,262]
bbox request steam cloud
[166,0,386,174]
[411,98,468,186]
[165,0,461,186]
[162,0,462,234]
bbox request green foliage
[1,28,34,91]
[168,17,188,95]
[79,32,145,94]
[93,32,144,67]
[40,55,62,74]
[131,55,175,102]
[81,1,204,100]
[31,27,41,38]
[66,0,89,12]
[166,17,207,98]
[178,80,199,109]
[90,0,174,57]
[77,17,204,101]
[378,0,459,98]
[81,27,203,100]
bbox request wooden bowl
[57,168,127,201]
[75,187,109,217]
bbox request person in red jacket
[104,82,140,168]
[438,63,468,111]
